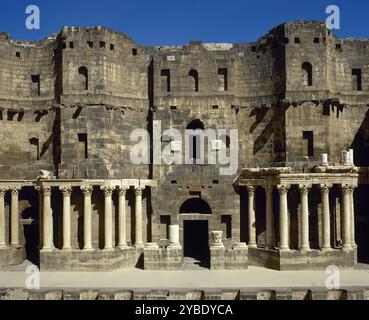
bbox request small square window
[132,48,138,56]
[212,105,219,110]
[110,44,115,50]
[99,41,106,48]
[69,41,74,49]
[313,37,320,43]
[87,41,93,48]
[336,44,342,50]
[251,46,257,53]
[294,37,301,44]
[170,106,177,110]
[15,52,21,58]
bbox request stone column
[81,186,93,251]
[101,186,114,251]
[0,187,8,248]
[117,186,129,248]
[341,184,353,251]
[10,186,21,247]
[247,186,257,248]
[168,224,181,248]
[277,185,290,251]
[350,186,357,248]
[299,185,311,251]
[211,231,224,248]
[60,186,72,251]
[320,184,332,251]
[265,185,275,249]
[134,186,145,247]
[42,186,54,251]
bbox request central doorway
[183,220,209,268]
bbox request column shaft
[118,187,128,248]
[0,187,7,248]
[60,186,72,251]
[247,186,257,248]
[320,184,332,251]
[134,187,144,247]
[350,188,357,248]
[10,187,21,246]
[299,185,311,251]
[81,186,93,251]
[278,185,290,251]
[101,186,114,251]
[342,184,352,251]
[42,186,54,251]
[265,186,274,249]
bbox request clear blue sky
[1,0,369,45]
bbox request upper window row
[160,68,228,92]
[60,41,138,55]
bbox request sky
[1,0,369,45]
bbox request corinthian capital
[246,185,255,196]
[320,184,332,194]
[298,184,311,194]
[118,186,129,196]
[134,186,145,196]
[81,185,93,196]
[341,183,353,195]
[277,185,290,195]
[60,186,72,196]
[0,186,8,196]
[101,185,114,196]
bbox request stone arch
[78,66,88,90]
[188,69,199,92]
[302,62,313,86]
[179,198,212,215]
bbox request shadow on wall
[250,106,287,162]
[351,109,369,167]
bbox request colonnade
[245,183,356,252]
[0,183,148,252]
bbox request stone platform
[249,247,356,270]
[0,246,25,268]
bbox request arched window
[78,66,88,90]
[302,62,313,86]
[186,119,205,161]
[179,198,212,214]
[188,69,199,92]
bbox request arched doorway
[180,198,211,268]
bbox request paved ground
[1,261,369,290]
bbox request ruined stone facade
[0,20,369,271]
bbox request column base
[41,247,55,253]
[342,245,353,252]
[248,243,257,249]
[0,244,8,250]
[103,247,114,252]
[10,243,21,249]
[321,247,333,252]
[117,244,129,249]
[351,243,358,249]
[62,247,72,252]
[299,246,311,252]
[168,244,181,249]
[279,247,290,253]
[134,243,144,249]
[83,247,94,252]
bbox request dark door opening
[21,205,40,266]
[183,220,209,268]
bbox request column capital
[118,186,129,196]
[298,184,311,194]
[277,185,290,195]
[341,183,354,194]
[246,185,255,195]
[59,186,72,196]
[41,186,51,196]
[0,186,8,195]
[81,185,93,196]
[320,184,332,193]
[101,185,114,196]
[134,186,145,196]
[10,186,21,195]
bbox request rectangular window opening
[160,215,171,240]
[217,68,228,91]
[31,75,40,96]
[221,215,232,239]
[352,68,362,91]
[161,69,171,92]
[78,133,88,159]
[302,131,314,157]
